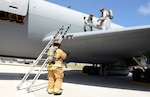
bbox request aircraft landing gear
[145,69,150,83]
[82,64,108,76]
[82,64,101,75]
[82,64,129,76]
[99,64,107,76]
[132,56,150,83]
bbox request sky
[46,0,150,27]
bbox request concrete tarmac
[0,64,150,97]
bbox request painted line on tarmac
[132,81,150,86]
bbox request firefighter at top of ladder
[47,41,67,95]
[97,8,112,30]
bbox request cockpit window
[0,11,26,24]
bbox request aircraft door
[0,0,29,16]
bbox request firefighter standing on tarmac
[47,41,67,95]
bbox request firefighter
[47,41,67,95]
[97,8,111,29]
[84,14,94,31]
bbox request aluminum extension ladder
[16,24,71,92]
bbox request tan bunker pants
[48,67,64,91]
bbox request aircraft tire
[88,66,99,75]
[132,68,144,82]
[82,66,99,75]
[82,66,90,74]
[144,69,150,83]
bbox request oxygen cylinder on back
[47,46,56,63]
[108,10,113,19]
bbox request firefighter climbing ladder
[16,24,71,92]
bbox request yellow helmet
[100,8,105,11]
[90,14,94,16]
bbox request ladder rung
[39,59,46,61]
[43,53,47,55]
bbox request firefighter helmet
[54,41,61,46]
[100,8,105,11]
[89,14,94,17]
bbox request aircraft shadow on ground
[63,70,150,92]
[0,69,150,92]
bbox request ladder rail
[27,58,48,92]
[16,25,64,90]
[58,24,71,43]
[27,24,71,92]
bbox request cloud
[137,2,150,15]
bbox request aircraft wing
[59,25,150,64]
